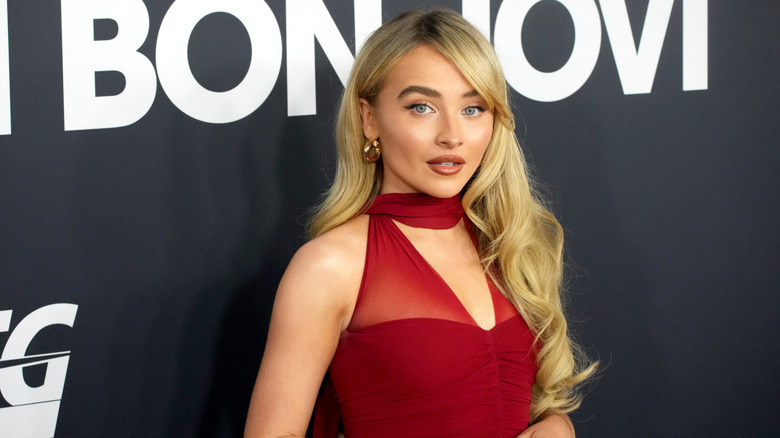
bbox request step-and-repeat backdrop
[1,1,777,436]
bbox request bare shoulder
[245,215,369,436]
[293,215,368,273]
[277,215,369,329]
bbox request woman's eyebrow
[397,85,440,99]
[397,86,481,100]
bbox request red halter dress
[314,193,537,438]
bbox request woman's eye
[407,103,432,114]
[462,106,484,116]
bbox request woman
[245,9,594,438]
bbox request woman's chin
[420,184,468,199]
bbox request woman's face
[360,45,494,198]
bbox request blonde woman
[245,9,594,438]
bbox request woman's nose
[436,113,463,148]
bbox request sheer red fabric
[314,194,537,438]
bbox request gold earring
[363,139,381,162]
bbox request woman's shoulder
[279,215,369,327]
[294,214,369,272]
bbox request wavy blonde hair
[308,9,595,421]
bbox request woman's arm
[244,224,365,438]
[516,411,576,438]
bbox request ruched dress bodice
[315,193,537,438]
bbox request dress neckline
[366,193,464,230]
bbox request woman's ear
[359,98,377,140]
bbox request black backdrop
[0,1,777,437]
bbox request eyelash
[404,103,486,115]
[405,103,432,113]
[463,105,486,116]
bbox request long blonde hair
[308,9,595,421]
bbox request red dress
[315,193,537,437]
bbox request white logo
[0,304,78,438]
[0,0,709,134]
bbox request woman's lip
[427,156,465,175]
[428,162,464,175]
[427,155,465,165]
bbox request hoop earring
[363,139,381,162]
